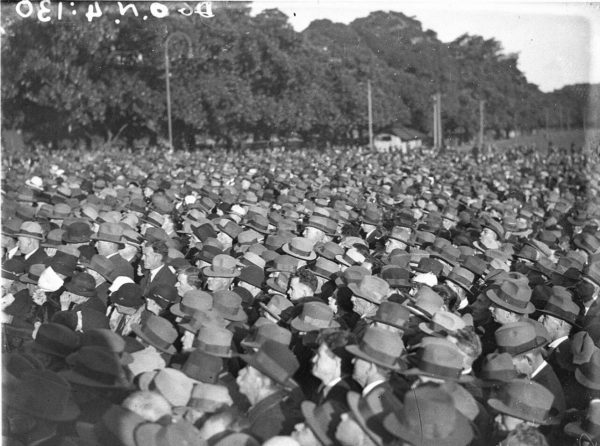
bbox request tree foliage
[1,3,594,148]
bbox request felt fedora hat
[241,321,292,350]
[403,337,469,381]
[171,289,213,318]
[487,379,557,425]
[192,324,234,358]
[29,322,81,357]
[266,254,300,273]
[538,287,580,325]
[446,266,474,292]
[203,254,240,278]
[419,311,467,337]
[258,293,294,320]
[334,265,370,288]
[91,222,125,247]
[575,349,600,391]
[310,257,339,280]
[131,314,177,355]
[335,247,366,267]
[380,265,412,289]
[239,340,299,389]
[314,241,344,261]
[19,263,45,284]
[14,221,45,240]
[346,326,405,371]
[238,264,265,289]
[282,236,317,261]
[65,271,97,298]
[212,290,247,322]
[348,275,389,305]
[477,352,519,384]
[405,287,444,319]
[383,386,474,446]
[368,300,411,329]
[494,321,548,356]
[2,257,27,281]
[41,228,66,248]
[7,369,80,422]
[62,221,93,243]
[486,279,535,314]
[61,346,131,389]
[290,301,339,332]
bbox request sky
[249,1,600,92]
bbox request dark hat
[314,241,344,261]
[575,349,600,391]
[405,287,444,319]
[62,221,93,244]
[487,379,556,425]
[192,223,217,243]
[305,215,337,235]
[41,228,66,247]
[238,265,265,289]
[217,219,242,239]
[368,300,410,329]
[380,265,411,288]
[65,272,97,297]
[244,214,271,234]
[346,326,405,371]
[182,349,223,384]
[7,370,80,421]
[446,266,474,292]
[290,301,339,332]
[140,210,165,228]
[131,314,177,355]
[383,385,473,446]
[61,346,131,388]
[46,249,79,277]
[412,257,444,275]
[486,279,535,314]
[2,257,27,281]
[239,340,299,389]
[19,263,43,284]
[478,352,519,383]
[4,288,33,317]
[538,287,579,325]
[29,322,80,357]
[265,272,291,295]
[403,337,468,381]
[494,322,548,356]
[147,284,180,310]
[110,283,144,308]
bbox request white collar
[362,379,386,397]
[24,249,37,260]
[322,376,344,397]
[531,361,548,379]
[548,336,569,350]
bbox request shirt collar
[531,360,548,379]
[362,379,386,397]
[548,336,569,350]
[322,376,344,397]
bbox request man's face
[236,366,261,402]
[494,413,523,434]
[206,277,231,292]
[512,353,533,378]
[489,305,520,325]
[176,273,193,295]
[17,236,35,255]
[479,227,498,246]
[538,314,564,340]
[311,343,340,383]
[96,240,118,257]
[216,232,233,250]
[142,246,162,270]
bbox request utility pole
[437,93,443,150]
[559,106,564,131]
[367,80,373,151]
[432,95,438,149]
[545,108,549,136]
[479,100,485,150]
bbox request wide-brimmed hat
[64,273,95,300]
[14,221,45,240]
[131,314,177,355]
[310,257,339,280]
[19,263,45,284]
[564,399,600,441]
[445,266,474,293]
[403,337,469,381]
[203,254,240,278]
[348,275,389,304]
[258,293,293,321]
[171,289,212,318]
[477,352,519,384]
[147,284,180,310]
[61,346,131,389]
[2,257,27,281]
[305,215,337,235]
[488,379,556,425]
[140,210,165,228]
[405,287,444,319]
[241,321,292,350]
[282,236,317,261]
[346,326,405,371]
[244,214,272,234]
[290,301,339,332]
[238,265,265,289]
[192,324,234,358]
[212,290,247,322]
[494,321,548,356]
[380,265,411,288]
[7,369,80,421]
[239,340,299,389]
[335,247,367,267]
[419,311,467,337]
[538,287,580,325]
[134,420,205,446]
[368,301,410,329]
[486,279,535,314]
[383,385,473,446]
[266,254,300,274]
[314,241,344,261]
[62,221,93,244]
[29,322,81,357]
[334,265,370,288]
[91,222,125,247]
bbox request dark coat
[533,362,566,417]
[107,253,135,280]
[314,375,361,408]
[246,389,302,442]
[20,248,48,269]
[139,264,177,295]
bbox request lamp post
[164,31,193,152]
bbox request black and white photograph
[1,1,600,445]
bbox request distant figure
[471,145,480,163]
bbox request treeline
[0,2,596,149]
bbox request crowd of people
[1,140,600,446]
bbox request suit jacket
[139,264,177,295]
[107,253,134,280]
[533,362,566,417]
[545,338,574,383]
[246,389,302,442]
[315,375,361,408]
[20,248,48,269]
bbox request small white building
[374,127,424,153]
